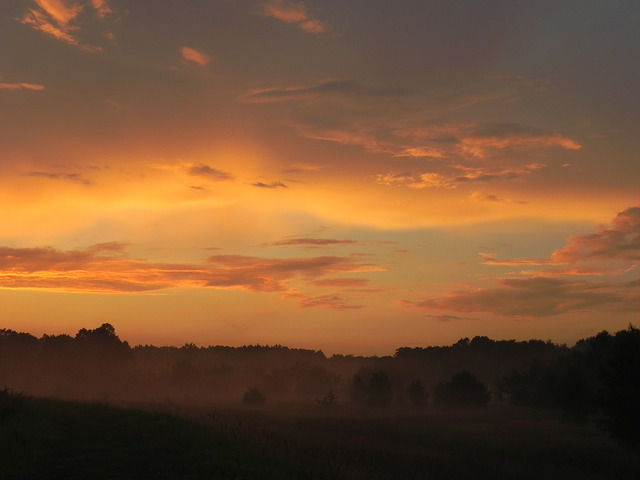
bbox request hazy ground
[137,400,640,480]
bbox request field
[188,403,640,480]
[2,390,638,480]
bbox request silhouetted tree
[557,366,593,424]
[242,387,266,406]
[0,388,25,423]
[349,374,365,404]
[597,325,640,448]
[435,371,490,406]
[317,390,337,407]
[366,371,392,407]
[407,380,429,407]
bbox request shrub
[242,387,266,406]
[435,371,490,407]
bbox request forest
[1,323,638,447]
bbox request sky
[0,0,638,355]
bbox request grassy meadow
[2,390,638,480]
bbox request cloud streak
[481,207,640,269]
[270,237,359,247]
[253,181,288,189]
[404,207,639,319]
[241,79,413,104]
[262,0,327,35]
[401,277,638,318]
[180,46,211,66]
[187,164,234,181]
[0,245,383,309]
[0,81,45,91]
[20,0,116,52]
[25,171,92,185]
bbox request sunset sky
[1,0,638,355]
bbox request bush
[407,380,429,407]
[0,388,25,422]
[366,371,392,407]
[242,387,266,406]
[597,325,640,448]
[435,371,490,407]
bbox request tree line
[0,323,638,447]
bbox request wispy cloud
[262,0,327,35]
[34,0,81,26]
[0,245,383,301]
[187,163,234,181]
[270,237,359,247]
[282,163,325,174]
[205,254,382,292]
[459,123,581,159]
[20,0,116,52]
[285,291,363,310]
[376,164,545,190]
[469,191,528,205]
[311,278,370,288]
[481,207,640,269]
[253,181,288,189]
[492,74,551,92]
[401,277,638,318]
[299,294,363,310]
[240,79,413,104]
[90,0,113,18]
[180,46,211,66]
[0,81,45,91]
[25,171,92,185]
[403,207,639,318]
[550,207,639,264]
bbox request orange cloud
[187,163,234,181]
[311,278,370,288]
[376,164,545,190]
[270,237,359,247]
[262,0,327,35]
[21,8,83,48]
[240,79,411,104]
[34,0,81,26]
[180,46,211,66]
[20,0,115,52]
[461,133,581,159]
[0,82,45,91]
[550,207,639,264]
[25,171,92,185]
[520,266,637,277]
[285,291,363,310]
[253,181,287,189]
[205,254,377,292]
[91,0,113,18]
[469,191,527,204]
[401,277,638,318]
[0,245,383,300]
[403,207,639,318]
[481,207,640,270]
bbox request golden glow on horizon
[1,0,637,353]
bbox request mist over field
[1,323,639,479]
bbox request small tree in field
[317,390,337,407]
[407,380,429,407]
[349,374,365,404]
[366,371,392,407]
[597,325,640,448]
[242,387,266,406]
[435,371,490,407]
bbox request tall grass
[0,393,336,479]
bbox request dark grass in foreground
[0,392,332,480]
[191,404,640,480]
[2,391,639,480]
